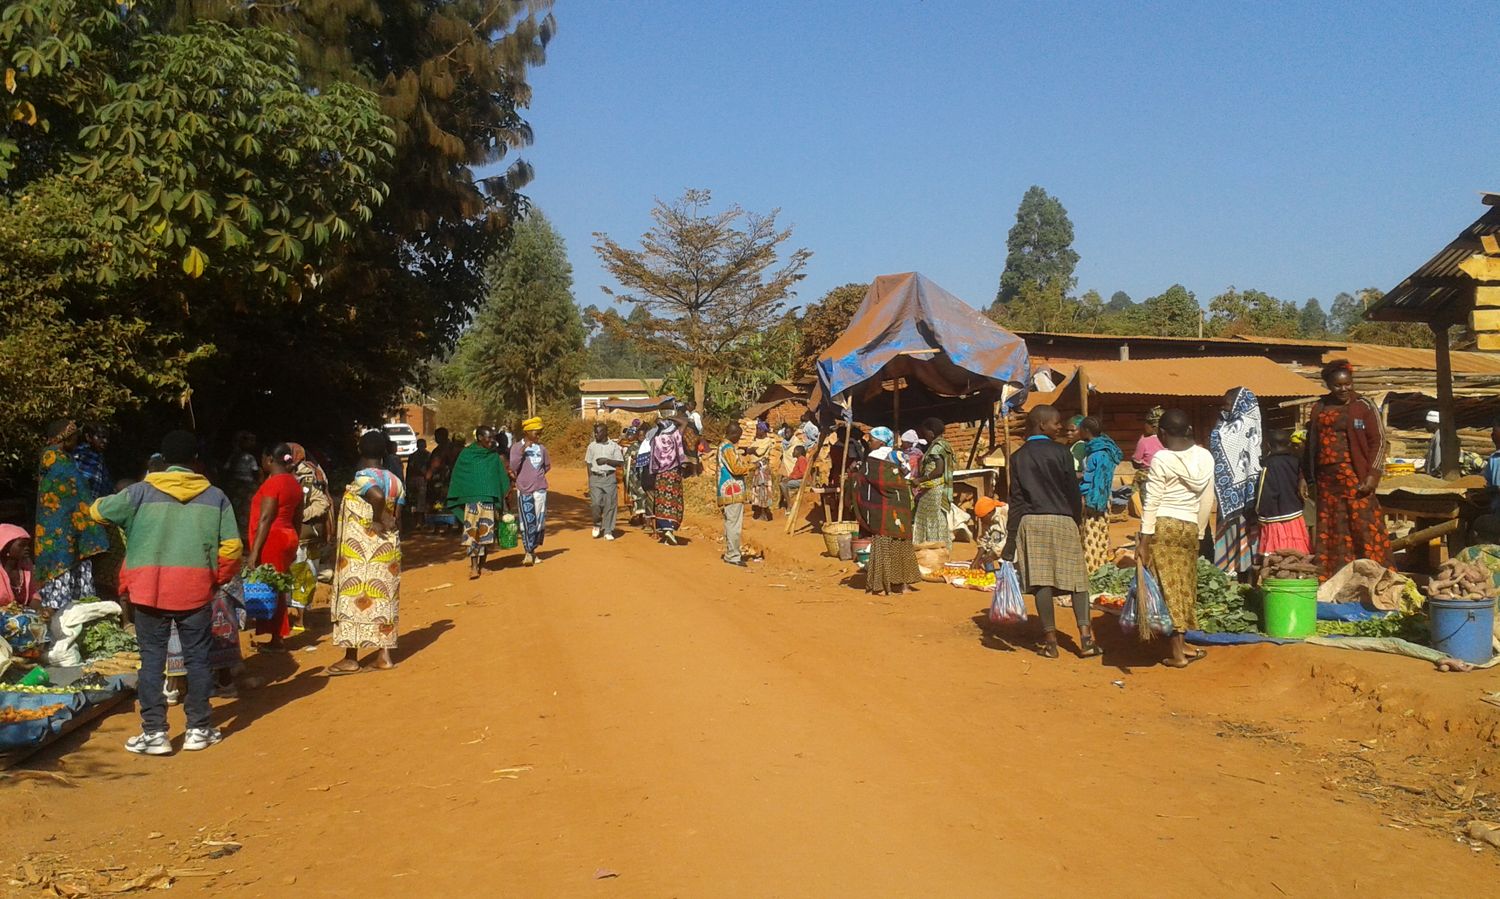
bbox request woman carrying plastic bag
[1136,408,1216,668]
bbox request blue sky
[481,0,1498,315]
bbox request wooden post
[1433,320,1458,479]
[1077,365,1089,418]
[1001,407,1012,496]
[834,397,855,523]
[784,433,825,535]
[892,380,900,433]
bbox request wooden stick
[834,397,855,523]
[1001,407,1012,496]
[785,433,825,535]
[1135,537,1151,641]
[1389,518,1461,553]
[965,419,985,468]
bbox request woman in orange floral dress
[1305,360,1390,579]
[34,420,109,609]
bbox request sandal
[1078,636,1103,658]
[320,662,364,677]
[1038,642,1060,660]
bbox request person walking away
[446,426,509,578]
[1132,406,1164,506]
[405,438,431,528]
[325,431,404,674]
[1306,359,1390,578]
[510,418,551,565]
[650,417,688,544]
[585,423,625,540]
[224,430,259,537]
[0,525,37,605]
[424,428,459,529]
[35,419,110,609]
[717,423,754,566]
[286,442,332,626]
[1138,409,1215,668]
[1254,429,1311,557]
[1078,416,1123,572]
[1003,406,1099,659]
[245,444,302,651]
[780,445,809,508]
[748,420,777,521]
[853,427,920,595]
[1210,387,1263,578]
[75,425,126,600]
[91,430,241,754]
[913,417,956,550]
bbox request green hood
[444,443,509,509]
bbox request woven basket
[821,520,859,556]
[242,581,279,620]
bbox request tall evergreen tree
[995,186,1079,305]
[1137,284,1202,337]
[454,212,584,417]
[1327,291,1363,336]
[1107,290,1134,312]
[1298,298,1329,337]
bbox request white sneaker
[125,731,172,756]
[591,527,601,538]
[183,727,223,751]
[604,533,615,541]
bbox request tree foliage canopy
[995,185,1079,305]
[451,212,585,418]
[794,282,868,377]
[592,189,811,409]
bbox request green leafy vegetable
[1089,563,1133,596]
[1194,559,1259,634]
[79,619,138,659]
[243,564,295,592]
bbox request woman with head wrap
[649,416,687,544]
[1306,359,1389,578]
[447,426,510,578]
[509,418,551,565]
[34,419,109,609]
[852,427,920,595]
[899,430,925,478]
[326,430,405,675]
[1210,387,1263,577]
[0,524,36,605]
[913,417,956,550]
[286,442,333,632]
[1132,407,1165,506]
[748,420,777,521]
[1078,416,1123,572]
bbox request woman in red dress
[1305,360,1390,579]
[246,443,303,650]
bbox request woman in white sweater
[1138,409,1216,668]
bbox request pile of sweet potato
[1259,549,1319,581]
[1425,558,1494,601]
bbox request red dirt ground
[6,468,1500,897]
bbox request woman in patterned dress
[1305,359,1389,578]
[324,431,404,675]
[34,419,109,609]
[912,417,955,550]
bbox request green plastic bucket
[1263,578,1319,637]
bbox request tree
[1107,291,1134,312]
[1136,284,1202,337]
[453,213,584,417]
[583,306,665,378]
[989,278,1083,332]
[995,186,1079,305]
[667,311,801,418]
[1298,299,1328,337]
[1205,287,1298,337]
[1327,291,1363,336]
[1077,289,1105,331]
[794,282,868,377]
[1340,288,1436,347]
[592,189,811,410]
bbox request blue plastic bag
[989,561,1027,625]
[1120,567,1175,637]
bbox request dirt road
[8,468,1500,897]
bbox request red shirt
[250,472,302,571]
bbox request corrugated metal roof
[579,378,665,394]
[1366,198,1500,323]
[1329,343,1500,374]
[1019,330,1345,348]
[1053,356,1322,398]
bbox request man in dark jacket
[1004,405,1099,659]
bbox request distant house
[578,378,666,417]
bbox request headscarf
[975,496,1001,519]
[0,524,35,605]
[287,442,328,488]
[899,429,924,447]
[1081,434,1124,513]
[522,417,543,433]
[1210,387,1263,519]
[1145,406,1164,427]
[870,426,895,446]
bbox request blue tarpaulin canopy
[811,273,1031,423]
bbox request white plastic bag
[988,561,1027,625]
[46,600,124,667]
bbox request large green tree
[452,212,585,417]
[989,278,1084,332]
[593,189,811,409]
[994,185,1079,305]
[1205,287,1299,337]
[583,306,665,379]
[1298,298,1328,337]
[794,282,868,377]
[1136,284,1202,337]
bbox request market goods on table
[1194,559,1259,634]
[84,651,141,676]
[0,703,65,724]
[941,562,995,591]
[79,618,138,658]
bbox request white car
[383,423,418,457]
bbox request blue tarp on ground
[812,273,1032,420]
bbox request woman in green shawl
[913,417,956,550]
[445,426,511,579]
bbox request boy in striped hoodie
[92,430,242,755]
